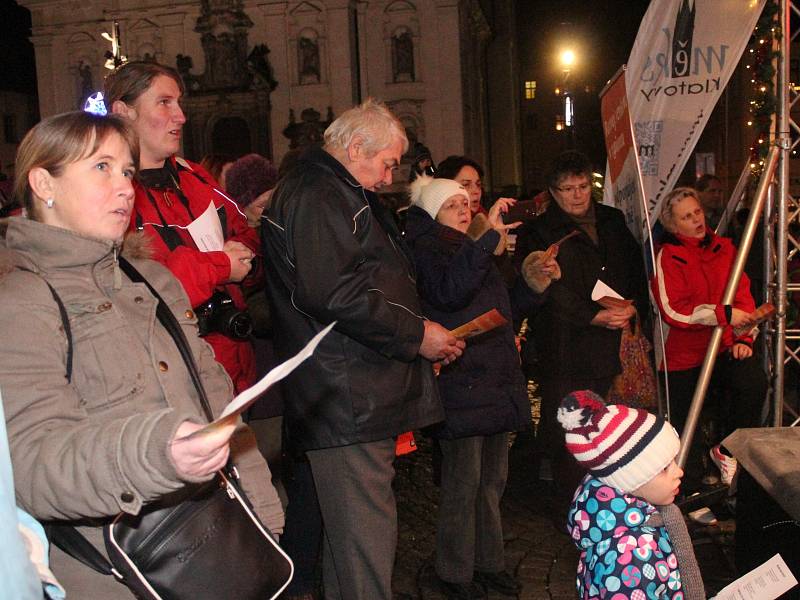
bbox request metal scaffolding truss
[769,0,799,425]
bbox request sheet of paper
[179,322,335,440]
[591,279,624,302]
[187,201,225,252]
[545,229,581,258]
[712,554,798,600]
[449,308,507,340]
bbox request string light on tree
[744,0,779,177]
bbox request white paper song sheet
[186,200,225,252]
[712,554,798,600]
[591,279,624,301]
[180,322,335,439]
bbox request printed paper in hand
[180,322,335,440]
[449,309,507,340]
[712,554,797,600]
[187,201,225,252]
[590,280,633,310]
[545,230,581,258]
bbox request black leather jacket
[261,148,442,451]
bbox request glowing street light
[560,49,576,69]
[557,48,578,147]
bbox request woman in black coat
[513,151,649,498]
[405,175,558,599]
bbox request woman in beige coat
[0,111,283,597]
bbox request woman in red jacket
[652,187,766,489]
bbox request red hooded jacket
[129,156,258,392]
[651,229,755,372]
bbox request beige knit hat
[408,174,468,220]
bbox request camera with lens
[194,290,253,340]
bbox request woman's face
[671,195,706,238]
[436,193,471,233]
[125,75,186,169]
[551,174,592,218]
[244,189,272,228]
[38,132,136,242]
[454,166,483,214]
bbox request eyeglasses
[554,183,591,194]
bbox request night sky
[518,0,651,89]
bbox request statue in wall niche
[392,30,415,83]
[247,44,278,91]
[176,54,201,92]
[298,36,320,85]
[78,62,94,107]
[194,0,254,90]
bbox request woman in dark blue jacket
[405,175,558,599]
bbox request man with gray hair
[262,99,464,599]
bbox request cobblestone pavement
[392,433,579,600]
[391,432,738,600]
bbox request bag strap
[17,268,73,382]
[42,257,217,575]
[117,257,213,421]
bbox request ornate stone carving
[282,107,333,150]
[194,0,253,90]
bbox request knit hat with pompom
[408,174,468,220]
[557,390,680,493]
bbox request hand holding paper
[177,322,335,441]
[590,279,633,309]
[734,302,775,337]
[449,309,507,340]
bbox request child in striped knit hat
[558,390,706,600]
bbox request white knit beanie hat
[408,174,468,220]
[557,390,680,493]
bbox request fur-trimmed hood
[0,217,155,282]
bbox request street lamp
[558,48,577,147]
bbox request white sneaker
[688,506,718,526]
[709,445,738,486]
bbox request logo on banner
[638,0,728,102]
[635,121,663,176]
[672,0,696,77]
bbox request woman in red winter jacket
[651,187,766,491]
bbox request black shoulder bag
[40,258,293,600]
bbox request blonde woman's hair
[324,98,408,157]
[659,186,700,233]
[15,111,139,219]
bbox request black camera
[194,290,253,340]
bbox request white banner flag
[605,0,765,226]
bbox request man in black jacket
[262,99,464,600]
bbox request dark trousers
[281,457,322,596]
[665,352,767,490]
[306,438,397,600]
[435,433,508,583]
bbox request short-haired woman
[0,111,282,597]
[652,186,766,490]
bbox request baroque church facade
[19,0,521,195]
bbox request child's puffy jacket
[566,476,685,600]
